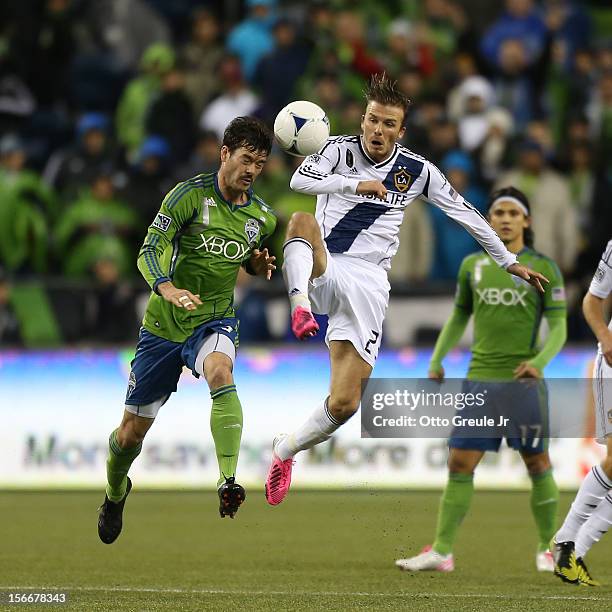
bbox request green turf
[1,490,611,611]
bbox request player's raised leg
[396,448,482,571]
[266,340,371,505]
[282,212,327,340]
[199,337,246,518]
[98,409,155,543]
[520,450,559,572]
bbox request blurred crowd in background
[0,0,611,347]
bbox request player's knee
[286,211,316,239]
[523,453,551,476]
[204,356,233,390]
[328,394,359,421]
[117,420,149,448]
[447,455,476,474]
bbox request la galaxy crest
[244,218,260,244]
[393,168,412,192]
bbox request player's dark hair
[364,73,411,122]
[487,186,534,248]
[222,116,273,155]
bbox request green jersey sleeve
[137,183,198,293]
[454,256,473,313]
[542,258,567,319]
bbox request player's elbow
[289,170,308,192]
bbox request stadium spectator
[428,150,488,280]
[145,66,195,162]
[43,112,119,203]
[55,170,138,278]
[383,19,436,78]
[174,130,220,183]
[199,56,258,140]
[254,18,310,123]
[0,266,21,345]
[227,0,276,83]
[121,136,174,223]
[115,42,175,157]
[450,75,497,152]
[0,134,53,275]
[495,139,577,273]
[475,107,514,185]
[481,0,548,67]
[179,8,223,119]
[587,70,612,172]
[334,10,384,80]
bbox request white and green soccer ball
[273,100,330,157]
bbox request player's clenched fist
[356,180,387,201]
[249,248,276,280]
[157,281,202,311]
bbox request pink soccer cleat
[291,306,319,340]
[265,436,294,506]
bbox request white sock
[282,238,313,313]
[575,493,612,558]
[556,465,612,542]
[276,398,342,460]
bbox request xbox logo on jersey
[476,287,528,306]
[194,233,249,260]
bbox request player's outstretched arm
[156,281,202,311]
[506,263,548,294]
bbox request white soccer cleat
[536,549,554,572]
[395,545,454,572]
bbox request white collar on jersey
[358,137,398,167]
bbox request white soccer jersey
[589,240,612,341]
[290,135,517,271]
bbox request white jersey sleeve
[290,141,361,196]
[589,240,612,298]
[425,163,517,270]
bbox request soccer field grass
[1,490,611,611]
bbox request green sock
[210,384,243,487]
[530,468,559,551]
[106,429,142,502]
[432,472,474,556]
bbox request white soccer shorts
[309,252,390,367]
[593,352,612,443]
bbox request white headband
[489,196,529,217]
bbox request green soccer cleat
[550,539,580,584]
[576,557,601,587]
[97,477,132,544]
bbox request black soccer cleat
[218,477,246,518]
[551,539,579,584]
[97,477,132,544]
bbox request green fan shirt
[137,172,277,343]
[455,248,567,380]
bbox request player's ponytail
[487,187,534,248]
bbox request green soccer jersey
[137,172,277,343]
[455,248,566,380]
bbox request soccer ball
[273,101,330,157]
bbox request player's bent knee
[286,211,317,238]
[117,418,152,448]
[206,363,233,390]
[447,455,476,474]
[522,452,551,476]
[328,395,360,422]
